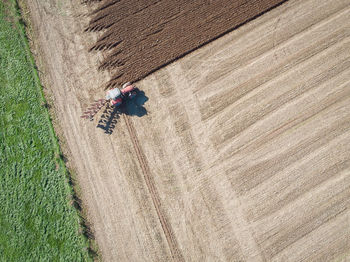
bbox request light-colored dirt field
[25,0,350,261]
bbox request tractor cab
[106,87,122,106]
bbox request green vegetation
[0,1,91,261]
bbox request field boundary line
[122,114,184,261]
[14,0,98,259]
[13,0,58,150]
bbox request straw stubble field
[25,0,350,261]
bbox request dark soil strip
[87,0,287,88]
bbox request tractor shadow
[96,89,148,134]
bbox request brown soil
[87,0,287,88]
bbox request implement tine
[81,98,106,121]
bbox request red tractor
[81,82,137,120]
[106,82,137,106]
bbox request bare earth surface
[85,0,286,88]
[25,0,350,261]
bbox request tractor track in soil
[122,114,184,261]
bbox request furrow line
[122,114,184,262]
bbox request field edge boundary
[13,0,100,260]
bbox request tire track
[122,114,184,261]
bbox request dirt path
[25,0,350,261]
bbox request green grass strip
[0,1,92,261]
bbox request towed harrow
[81,99,107,120]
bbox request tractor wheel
[122,82,132,89]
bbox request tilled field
[86,0,287,88]
[26,0,350,261]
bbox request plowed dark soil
[87,0,287,88]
